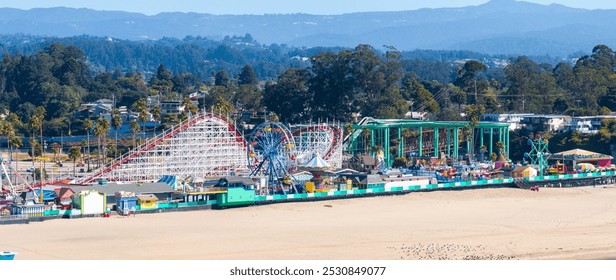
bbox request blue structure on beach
[116,196,138,213]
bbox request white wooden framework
[76,113,343,185]
[78,113,248,184]
[292,123,343,169]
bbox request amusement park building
[71,190,106,215]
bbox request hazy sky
[1,0,615,15]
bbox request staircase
[513,178,533,189]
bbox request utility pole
[474,78,478,105]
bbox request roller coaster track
[343,117,377,153]
[76,113,246,184]
[292,124,343,166]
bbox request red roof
[57,187,75,199]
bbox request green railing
[254,178,515,203]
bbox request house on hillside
[160,100,185,115]
[74,99,113,120]
[562,115,616,134]
[519,115,571,132]
[482,113,533,131]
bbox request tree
[131,98,148,134]
[111,110,123,159]
[362,127,371,154]
[67,146,81,177]
[150,64,174,97]
[130,119,140,148]
[464,104,485,162]
[183,96,198,116]
[238,64,257,85]
[52,143,61,162]
[94,118,110,167]
[449,84,466,113]
[84,119,93,171]
[263,69,312,123]
[29,107,46,170]
[8,133,23,182]
[401,74,439,113]
[150,105,161,134]
[0,121,15,158]
[455,60,488,106]
[214,70,230,87]
[496,141,505,155]
[212,96,234,118]
[309,50,354,121]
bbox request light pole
[43,141,48,184]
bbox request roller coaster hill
[50,111,342,199]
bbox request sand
[1,186,616,260]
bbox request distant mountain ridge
[1,0,616,56]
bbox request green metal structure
[527,135,550,174]
[346,118,510,168]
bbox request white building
[160,100,185,115]
[519,114,571,132]
[481,113,533,131]
[563,115,616,134]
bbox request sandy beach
[1,186,616,260]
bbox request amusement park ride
[247,122,298,193]
[525,133,551,174]
[5,110,616,217]
[0,158,37,203]
[72,111,343,194]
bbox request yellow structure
[305,182,315,193]
[136,194,158,210]
[511,166,538,178]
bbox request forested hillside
[1,40,616,157]
[1,34,539,82]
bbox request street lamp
[43,141,48,183]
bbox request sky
[1,0,615,15]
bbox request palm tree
[29,115,42,166]
[111,110,123,159]
[150,105,161,134]
[84,119,93,171]
[94,118,110,168]
[67,146,81,177]
[52,143,61,162]
[362,127,371,154]
[371,145,383,169]
[29,107,45,187]
[132,98,148,135]
[213,96,233,119]
[8,133,22,182]
[1,121,14,180]
[183,96,198,116]
[496,141,505,156]
[130,119,140,149]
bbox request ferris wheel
[247,122,298,194]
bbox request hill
[1,1,616,56]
